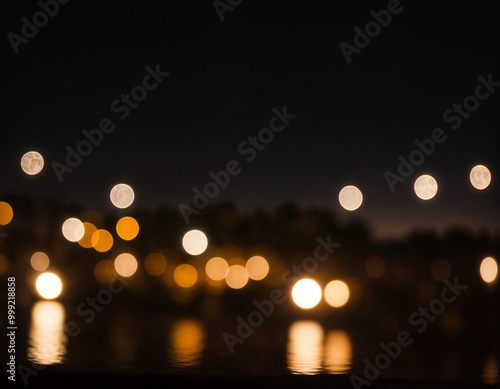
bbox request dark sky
[1,0,499,239]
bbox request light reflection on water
[27,301,67,365]
[287,321,324,374]
[168,319,205,368]
[482,354,499,385]
[324,330,352,374]
[109,313,138,368]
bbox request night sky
[1,0,499,239]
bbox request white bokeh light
[338,185,363,211]
[470,165,491,190]
[110,183,135,209]
[36,272,63,299]
[182,230,208,256]
[62,218,85,242]
[21,151,44,175]
[414,174,438,200]
[292,279,322,309]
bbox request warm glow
[114,253,138,277]
[169,319,205,367]
[292,279,322,309]
[205,257,229,281]
[365,255,385,278]
[0,255,8,275]
[246,256,269,281]
[94,259,115,283]
[482,354,499,385]
[91,229,114,252]
[324,280,350,308]
[78,222,97,248]
[325,330,352,374]
[116,216,139,240]
[30,252,50,272]
[414,174,438,200]
[144,253,167,276]
[110,183,135,209]
[287,321,324,374]
[21,151,44,175]
[182,229,208,255]
[61,217,85,242]
[431,259,451,282]
[480,257,498,283]
[28,301,66,365]
[470,164,491,190]
[36,272,63,299]
[338,185,363,211]
[174,264,198,288]
[0,201,14,225]
[225,264,249,289]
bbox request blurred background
[1,0,499,387]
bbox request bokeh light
[182,230,208,256]
[365,255,385,278]
[470,164,491,190]
[94,259,115,283]
[414,174,438,200]
[169,319,205,367]
[110,183,135,209]
[30,252,50,272]
[246,255,269,281]
[116,216,139,241]
[78,222,97,248]
[480,257,498,283]
[62,217,85,242]
[287,321,324,374]
[36,272,63,299]
[145,253,167,276]
[324,280,350,308]
[292,279,322,309]
[114,253,138,278]
[325,330,352,374]
[21,151,44,175]
[174,264,198,288]
[0,201,14,225]
[225,264,249,289]
[338,185,363,211]
[91,229,114,252]
[205,257,229,281]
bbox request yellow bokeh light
[246,256,269,281]
[174,264,198,288]
[205,257,229,281]
[94,259,115,283]
[114,253,138,278]
[91,229,114,252]
[292,279,322,309]
[145,253,167,276]
[116,216,139,241]
[169,319,205,367]
[21,151,44,175]
[62,217,85,242]
[78,222,97,248]
[30,252,50,272]
[480,257,498,283]
[0,255,8,275]
[338,185,363,211]
[110,183,135,209]
[324,280,350,308]
[365,256,385,278]
[470,164,491,190]
[414,174,438,200]
[182,229,208,256]
[36,272,63,299]
[225,264,249,289]
[0,201,14,225]
[287,321,324,375]
[325,330,352,374]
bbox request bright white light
[36,272,63,299]
[414,174,438,200]
[110,183,135,209]
[338,185,363,211]
[62,218,85,242]
[114,253,138,278]
[292,279,322,309]
[182,230,208,256]
[470,165,491,190]
[21,151,44,175]
[480,257,498,283]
